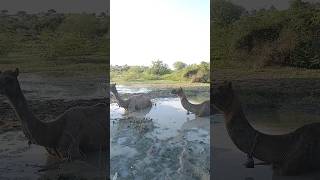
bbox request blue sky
[110,0,210,67]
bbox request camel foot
[27,140,32,147]
[244,156,255,168]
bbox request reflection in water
[213,108,320,180]
[110,98,210,180]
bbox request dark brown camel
[212,81,320,176]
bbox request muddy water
[213,109,320,180]
[0,74,107,179]
[114,85,152,94]
[18,73,107,100]
[110,87,210,180]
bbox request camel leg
[128,101,136,111]
[58,131,83,161]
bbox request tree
[173,61,187,70]
[17,11,27,17]
[149,60,171,75]
[211,0,245,26]
[289,0,309,9]
[58,14,99,37]
[1,10,8,15]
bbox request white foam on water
[116,85,152,94]
[110,97,210,180]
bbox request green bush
[0,33,15,56]
[213,0,320,69]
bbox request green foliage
[0,10,108,60]
[111,61,210,83]
[213,0,320,69]
[58,14,99,37]
[211,0,245,26]
[0,33,16,56]
[173,61,187,70]
[149,60,171,75]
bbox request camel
[110,83,152,111]
[212,81,320,176]
[171,87,217,117]
[0,68,107,161]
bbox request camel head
[171,87,185,98]
[0,68,20,97]
[110,83,117,94]
[212,81,234,112]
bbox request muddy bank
[213,76,320,113]
[110,85,210,103]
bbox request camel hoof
[244,159,255,168]
[27,140,32,147]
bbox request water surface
[110,97,210,180]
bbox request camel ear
[14,68,19,77]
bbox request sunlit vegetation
[111,60,210,83]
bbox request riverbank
[213,67,320,111]
[109,83,210,104]
[0,54,107,77]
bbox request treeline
[212,0,320,69]
[0,9,109,59]
[111,60,210,83]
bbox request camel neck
[180,95,197,113]
[6,87,47,146]
[223,93,292,164]
[112,90,128,108]
[224,95,259,154]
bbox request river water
[110,85,210,180]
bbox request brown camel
[212,81,320,175]
[171,87,217,117]
[110,83,152,111]
[0,68,107,161]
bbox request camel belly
[129,95,152,110]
